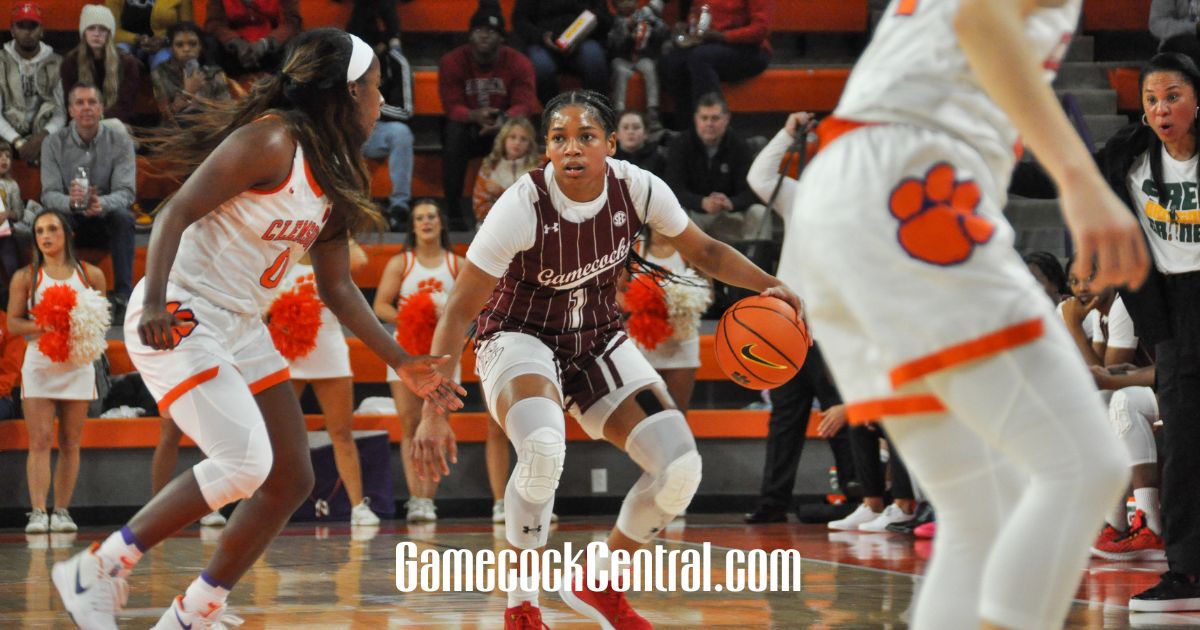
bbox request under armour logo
[543,223,560,234]
[523,525,543,534]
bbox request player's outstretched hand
[1060,180,1149,291]
[396,354,468,412]
[413,403,458,482]
[138,304,185,350]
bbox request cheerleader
[373,198,506,522]
[7,209,105,535]
[628,231,711,416]
[276,240,380,526]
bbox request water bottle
[70,165,89,212]
[697,4,713,38]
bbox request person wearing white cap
[60,3,141,127]
[50,29,465,630]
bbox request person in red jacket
[659,0,772,129]
[204,0,301,76]
[437,3,537,230]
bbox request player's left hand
[760,284,807,331]
[395,354,467,412]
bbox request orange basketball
[715,295,809,390]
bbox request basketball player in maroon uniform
[412,90,802,629]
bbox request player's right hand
[413,403,458,482]
[1060,177,1149,291]
[396,354,468,413]
[138,304,184,350]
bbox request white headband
[346,33,373,82]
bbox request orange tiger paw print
[889,163,994,266]
[166,301,198,346]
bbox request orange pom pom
[267,283,324,361]
[30,284,77,363]
[624,275,672,350]
[396,290,438,355]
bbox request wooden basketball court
[3,515,1197,628]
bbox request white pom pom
[67,287,112,366]
[664,268,713,343]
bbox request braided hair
[541,90,701,287]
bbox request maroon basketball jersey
[475,166,643,411]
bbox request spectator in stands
[40,82,136,319]
[608,0,668,129]
[438,3,537,230]
[152,21,231,123]
[8,209,107,535]
[614,109,665,175]
[107,0,193,70]
[345,0,400,52]
[0,3,65,168]
[204,0,301,76]
[512,0,612,107]
[60,5,142,129]
[362,96,413,233]
[659,0,772,129]
[663,91,765,242]
[1024,250,1068,305]
[0,141,27,299]
[1151,0,1200,67]
[472,116,539,223]
[1060,253,1139,368]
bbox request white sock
[181,572,231,615]
[96,527,144,573]
[506,569,539,609]
[1134,487,1162,535]
[1105,501,1128,532]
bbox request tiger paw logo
[166,301,197,346]
[417,278,443,293]
[889,163,994,266]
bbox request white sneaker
[52,543,129,630]
[492,500,505,524]
[351,499,381,526]
[152,594,243,629]
[405,498,437,523]
[199,512,227,527]
[26,508,49,534]
[51,509,78,533]
[858,504,912,532]
[827,504,881,531]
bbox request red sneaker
[504,602,549,629]
[1093,523,1126,552]
[913,521,936,539]
[1091,510,1166,562]
[560,568,652,629]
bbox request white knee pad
[503,397,566,549]
[617,409,702,543]
[170,369,274,509]
[512,426,566,504]
[1109,387,1159,466]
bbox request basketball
[715,296,809,390]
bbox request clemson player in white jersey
[51,29,462,630]
[778,1,1149,628]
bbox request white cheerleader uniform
[21,265,96,400]
[124,143,332,409]
[777,0,1081,423]
[634,247,701,370]
[386,250,459,383]
[277,262,352,380]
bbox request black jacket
[1010,122,1175,345]
[663,128,759,212]
[512,0,613,50]
[615,140,666,177]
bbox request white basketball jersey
[835,0,1080,187]
[171,143,332,315]
[397,251,459,300]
